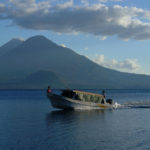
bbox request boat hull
[47,93,114,110]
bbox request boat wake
[113,102,122,109]
[114,101,150,109]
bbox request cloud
[81,0,89,6]
[93,54,140,72]
[82,0,124,4]
[1,0,150,40]
[0,3,5,10]
[84,47,89,50]
[0,3,6,18]
[61,44,67,47]
[99,36,107,40]
[57,0,73,9]
[14,37,25,41]
[98,0,124,3]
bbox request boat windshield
[61,89,75,98]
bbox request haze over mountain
[0,35,150,89]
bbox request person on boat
[101,99,104,104]
[47,86,52,93]
[102,90,105,98]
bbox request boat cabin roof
[73,90,104,97]
[61,89,105,103]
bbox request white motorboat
[47,89,115,110]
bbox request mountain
[0,35,150,89]
[0,70,67,89]
[22,70,68,89]
[0,38,24,56]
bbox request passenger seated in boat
[102,90,105,98]
[101,99,104,104]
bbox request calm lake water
[1,89,150,150]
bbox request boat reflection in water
[46,109,108,127]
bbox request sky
[0,0,150,74]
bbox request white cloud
[1,1,150,40]
[0,3,6,18]
[94,54,105,64]
[61,44,67,47]
[0,3,5,8]
[56,0,73,9]
[93,54,140,72]
[81,0,89,6]
[99,36,107,40]
[98,0,124,3]
[8,0,39,14]
[14,37,25,41]
[84,47,89,50]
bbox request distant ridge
[23,70,67,89]
[0,35,150,89]
[0,38,24,56]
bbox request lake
[0,89,150,150]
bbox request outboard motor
[106,99,113,104]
